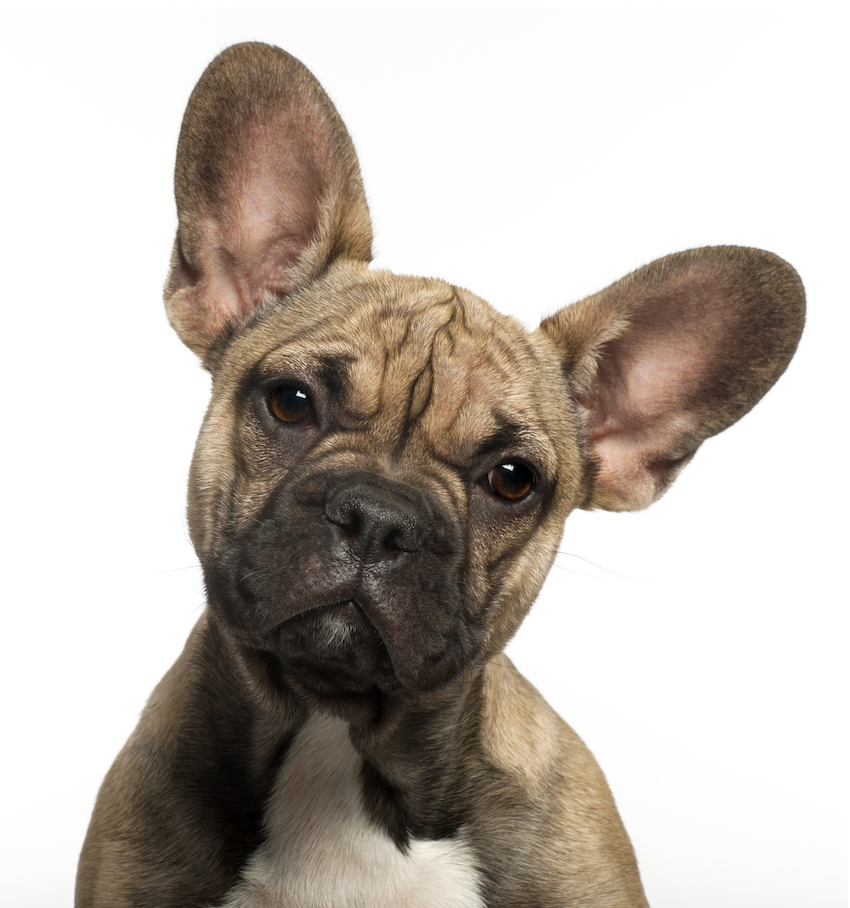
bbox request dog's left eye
[267,385,316,426]
[487,463,535,501]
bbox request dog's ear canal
[536,246,805,512]
[163,42,373,357]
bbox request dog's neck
[219,617,488,841]
[349,674,486,845]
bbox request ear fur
[537,246,805,511]
[164,42,373,358]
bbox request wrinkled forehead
[224,271,560,472]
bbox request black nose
[325,483,425,562]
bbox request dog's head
[164,44,804,707]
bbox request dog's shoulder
[477,654,649,907]
[482,652,592,787]
[75,616,289,907]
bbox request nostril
[383,515,418,553]
[341,509,362,538]
[325,493,361,535]
[383,528,402,552]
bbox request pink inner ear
[577,273,742,510]
[226,118,332,301]
[170,94,352,351]
[185,117,334,325]
[165,44,375,357]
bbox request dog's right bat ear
[164,43,373,358]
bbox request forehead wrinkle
[356,295,456,434]
[415,298,482,429]
[421,306,523,438]
[424,316,561,471]
[345,349,387,421]
[256,289,458,430]
[255,339,356,378]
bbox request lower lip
[323,599,373,629]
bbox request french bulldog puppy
[76,42,805,908]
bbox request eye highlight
[267,385,315,426]
[487,462,535,501]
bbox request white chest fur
[219,713,485,908]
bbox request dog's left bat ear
[164,43,372,358]
[536,246,805,511]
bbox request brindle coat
[76,43,805,907]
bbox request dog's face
[187,264,583,700]
[165,44,804,709]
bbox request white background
[2,7,846,907]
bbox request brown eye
[487,462,535,501]
[268,385,315,426]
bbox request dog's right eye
[267,385,316,426]
[487,462,536,501]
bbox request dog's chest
[218,714,485,908]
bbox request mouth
[258,596,399,696]
[226,587,469,698]
[300,598,381,649]
[204,511,473,696]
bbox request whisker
[149,564,202,576]
[555,550,653,582]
